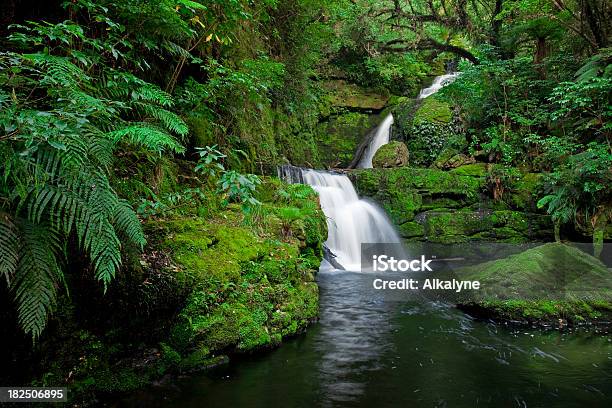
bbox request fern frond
[12,220,62,340]
[0,214,19,284]
[35,147,63,181]
[49,132,88,170]
[113,199,146,248]
[62,88,110,117]
[134,102,189,136]
[162,40,193,59]
[24,53,89,88]
[108,124,185,153]
[88,217,121,288]
[88,135,115,168]
[131,84,174,107]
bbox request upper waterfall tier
[417,72,460,99]
[356,114,394,169]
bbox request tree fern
[12,220,62,340]
[0,11,193,340]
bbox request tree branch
[382,38,480,64]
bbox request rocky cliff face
[350,166,553,243]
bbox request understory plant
[0,3,187,339]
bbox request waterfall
[356,114,394,169]
[417,72,460,99]
[279,166,402,271]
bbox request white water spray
[356,114,394,169]
[417,72,460,99]
[279,166,401,271]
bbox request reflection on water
[314,271,398,405]
[118,271,612,408]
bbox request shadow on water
[118,270,612,408]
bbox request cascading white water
[417,72,460,99]
[301,169,401,271]
[356,114,394,169]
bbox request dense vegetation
[0,0,610,401]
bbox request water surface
[120,271,612,407]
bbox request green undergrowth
[150,178,327,370]
[31,177,326,401]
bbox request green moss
[413,97,452,124]
[457,243,612,323]
[150,217,264,283]
[457,244,612,324]
[450,163,488,177]
[93,368,148,394]
[315,111,380,168]
[509,172,543,210]
[161,178,326,358]
[372,141,409,168]
[352,167,483,224]
[322,80,389,110]
[420,210,552,243]
[398,221,425,238]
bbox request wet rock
[372,141,409,168]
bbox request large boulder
[372,141,409,168]
[455,243,612,324]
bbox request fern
[0,2,197,341]
[134,102,189,136]
[109,124,185,153]
[12,220,62,340]
[131,84,174,107]
[0,215,19,284]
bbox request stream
[120,270,612,407]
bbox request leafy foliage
[0,2,189,339]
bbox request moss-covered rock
[413,97,452,124]
[449,163,488,177]
[352,167,553,242]
[372,141,409,168]
[456,243,612,325]
[508,172,543,211]
[159,180,326,366]
[352,167,484,225]
[420,210,552,243]
[322,80,389,111]
[435,153,476,170]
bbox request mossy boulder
[372,141,409,168]
[456,243,612,324]
[413,97,452,124]
[160,180,326,364]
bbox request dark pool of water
[119,271,612,407]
